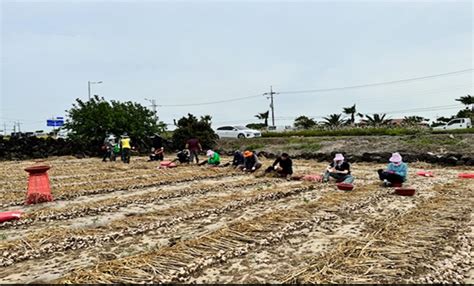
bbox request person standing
[378,152,408,186]
[323,153,354,184]
[232,150,245,168]
[185,137,202,164]
[102,134,115,162]
[120,133,132,164]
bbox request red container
[302,174,323,182]
[24,165,53,205]
[458,173,474,179]
[336,183,354,191]
[395,187,416,196]
[391,182,403,188]
[416,171,434,177]
[0,210,23,223]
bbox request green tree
[342,104,357,125]
[246,123,267,130]
[171,113,218,150]
[255,111,270,126]
[65,95,165,144]
[455,94,474,121]
[294,115,317,129]
[322,114,344,129]
[364,113,390,127]
[431,116,453,127]
[402,116,428,126]
[455,94,474,106]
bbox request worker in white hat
[323,153,354,183]
[378,152,408,187]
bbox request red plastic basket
[336,183,354,191]
[416,170,434,177]
[391,182,403,188]
[458,173,474,179]
[0,211,23,223]
[395,187,416,196]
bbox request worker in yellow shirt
[120,133,132,163]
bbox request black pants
[102,150,111,161]
[122,148,131,163]
[190,150,199,164]
[265,166,289,177]
[378,169,404,184]
[149,153,164,161]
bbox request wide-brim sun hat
[333,153,344,161]
[389,152,402,163]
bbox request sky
[1,0,473,132]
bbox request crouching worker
[241,150,262,172]
[232,150,245,168]
[378,152,408,187]
[149,147,164,161]
[172,149,191,164]
[323,153,354,184]
[199,150,221,166]
[265,153,293,180]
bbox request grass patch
[243,143,266,151]
[402,135,470,149]
[262,127,474,138]
[289,142,321,151]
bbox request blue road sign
[47,119,64,127]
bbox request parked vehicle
[215,126,262,139]
[56,130,70,139]
[34,130,49,139]
[433,118,472,131]
[266,125,294,132]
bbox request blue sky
[1,0,472,132]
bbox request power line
[272,104,464,121]
[278,69,473,95]
[156,68,472,107]
[158,94,262,107]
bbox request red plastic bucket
[0,210,23,223]
[25,165,53,205]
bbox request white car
[215,126,262,139]
[433,118,472,131]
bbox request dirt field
[0,156,472,283]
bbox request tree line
[249,94,473,130]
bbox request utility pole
[17,121,21,133]
[88,81,103,100]
[263,86,278,127]
[145,98,159,123]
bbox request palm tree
[342,104,357,125]
[255,111,269,126]
[402,116,428,126]
[322,114,344,129]
[365,113,390,127]
[456,94,473,111]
